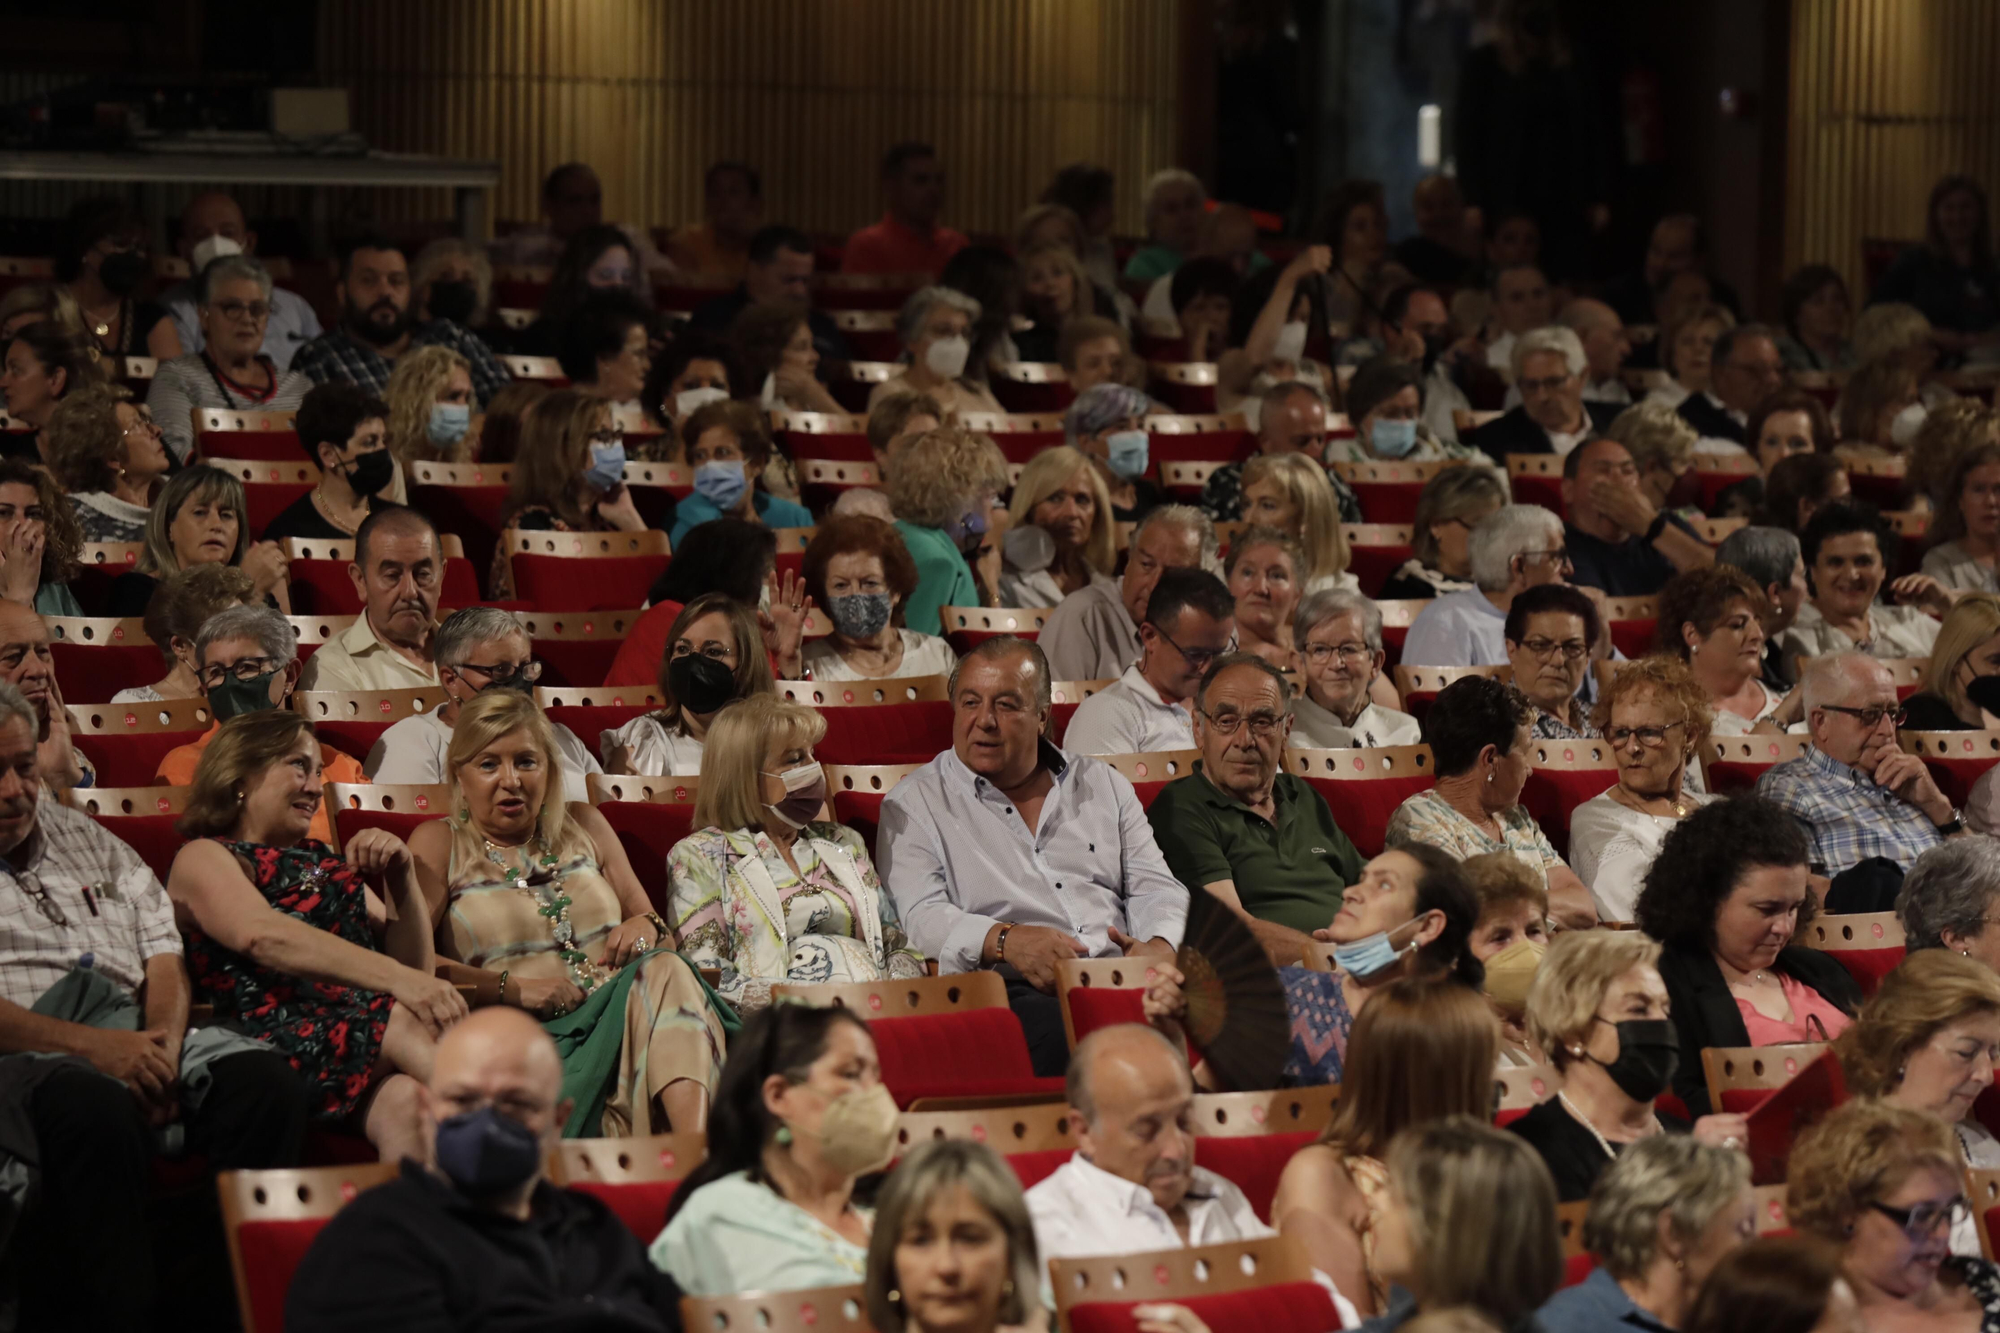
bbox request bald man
[298,506,444,692]
[287,1008,680,1332]
[159,191,322,370]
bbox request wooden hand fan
[1175,888,1290,1091]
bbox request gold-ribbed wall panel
[1786,0,2000,296]
[316,0,1182,239]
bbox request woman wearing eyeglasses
[369,607,602,803]
[1502,583,1602,740]
[145,255,313,464]
[46,382,172,544]
[1291,588,1421,748]
[1785,1098,2000,1331]
[1568,657,1715,924]
[1656,566,1805,735]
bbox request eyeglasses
[1821,703,1907,730]
[1607,720,1686,748]
[122,412,160,438]
[1150,623,1236,673]
[1520,548,1571,567]
[11,869,66,927]
[454,660,543,685]
[1200,708,1286,739]
[1302,642,1373,665]
[212,300,271,322]
[1518,375,1574,395]
[1517,638,1589,661]
[199,656,283,688]
[1868,1196,1969,1241]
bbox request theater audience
[489,162,671,275]
[605,593,775,775]
[1603,400,1700,519]
[1514,930,1747,1200]
[114,562,257,703]
[47,383,168,543]
[1535,1134,1755,1331]
[869,287,1004,419]
[1710,389,1836,519]
[1563,436,1714,596]
[298,507,443,692]
[1291,588,1422,747]
[1635,795,1860,1116]
[1056,315,1134,396]
[1562,299,1636,405]
[368,606,602,801]
[1504,582,1601,739]
[0,601,90,793]
[409,236,492,331]
[1924,438,2000,592]
[284,1007,679,1332]
[653,1003,888,1292]
[1898,837,2000,964]
[1016,241,1105,363]
[108,463,290,618]
[1776,502,1946,662]
[1758,452,1851,535]
[886,425,1009,634]
[1677,324,1785,447]
[1387,675,1596,928]
[1330,358,1484,466]
[516,225,650,359]
[1065,567,1232,756]
[146,255,315,463]
[0,284,84,343]
[469,378,547,463]
[0,675,308,1330]
[876,637,1188,1075]
[157,605,367,839]
[1241,453,1355,595]
[666,160,763,278]
[160,191,321,370]
[1656,565,1798,731]
[489,392,645,596]
[260,382,396,542]
[1903,593,2000,730]
[1040,163,1121,290]
[668,694,920,1009]
[555,293,653,418]
[728,302,845,415]
[1378,467,1509,602]
[669,399,812,547]
[799,516,955,681]
[1164,257,1238,362]
[1644,302,1735,413]
[293,234,508,407]
[1785,1098,2000,1330]
[843,142,968,277]
[1684,1237,1866,1333]
[1201,380,1338,522]
[1124,169,1207,281]
[999,445,1116,608]
[1225,526,1304,667]
[865,1138,1049,1333]
[869,389,943,475]
[1217,250,1338,418]
[1872,173,2000,349]
[1481,265,1555,377]
[1471,327,1622,462]
[1,319,96,455]
[1462,851,1547,1061]
[644,330,733,433]
[690,225,851,366]
[1039,504,1214,681]
[1835,358,1924,464]
[1361,1116,1564,1333]
[1758,652,1966,876]
[1716,525,1810,687]
[57,196,174,359]
[1058,384,1166,527]
[1401,503,1571,667]
[408,691,726,1133]
[168,708,460,1162]
[1776,264,1856,373]
[1568,656,1714,922]
[603,519,791,690]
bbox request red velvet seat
[1609,617,1658,660]
[74,731,209,789]
[1347,539,1412,598]
[1004,1148,1075,1191]
[1287,749,1435,860]
[594,800,699,915]
[545,704,652,762]
[51,641,160,703]
[1064,985,1147,1045]
[567,1180,685,1241]
[1192,1132,1316,1223]
[869,1007,1063,1108]
[510,554,667,612]
[1564,1253,1599,1287]
[1068,1284,1338,1333]
[813,702,953,766]
[532,639,624,690]
[409,481,509,585]
[88,813,185,883]
[1521,756,1619,859]
[830,789,891,860]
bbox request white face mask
[1891,401,1928,447]
[1271,320,1309,364]
[674,386,728,419]
[189,234,244,272]
[925,334,971,380]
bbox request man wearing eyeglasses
[0,677,308,1329]
[159,191,323,371]
[155,604,366,844]
[299,506,444,694]
[1064,569,1235,757]
[1757,651,1968,878]
[1562,437,1714,598]
[1147,655,1363,963]
[1471,325,1623,464]
[370,607,602,803]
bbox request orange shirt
[156,723,368,845]
[839,213,968,277]
[663,223,749,279]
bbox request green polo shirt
[1146,763,1364,935]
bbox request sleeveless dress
[444,840,730,1136]
[183,839,397,1121]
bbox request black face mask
[341,448,396,498]
[1968,673,2000,717]
[427,279,477,325]
[667,652,737,715]
[1590,1018,1680,1103]
[97,249,149,298]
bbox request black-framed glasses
[1150,622,1236,673]
[1869,1196,1968,1240]
[455,659,544,685]
[212,300,271,322]
[1607,720,1686,749]
[1821,703,1907,730]
[1302,642,1373,665]
[1521,548,1571,567]
[199,656,283,688]
[1200,707,1285,739]
[1517,637,1589,661]
[10,869,66,927]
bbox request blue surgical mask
[584,439,626,492]
[427,402,471,448]
[1106,429,1150,479]
[1330,915,1419,979]
[693,457,747,509]
[1369,417,1419,459]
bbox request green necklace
[482,831,602,993]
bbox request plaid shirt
[0,797,180,1010]
[1756,745,1945,877]
[291,319,511,407]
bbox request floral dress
[183,840,396,1121]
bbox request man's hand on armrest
[982,923,1085,993]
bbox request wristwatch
[1936,807,1967,836]
[1643,511,1670,544]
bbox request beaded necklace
[482,829,602,993]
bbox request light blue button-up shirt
[1400,587,1509,667]
[876,740,1189,973]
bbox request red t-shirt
[839,213,969,277]
[602,600,684,688]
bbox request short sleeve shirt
[1385,788,1566,887]
[1147,768,1364,934]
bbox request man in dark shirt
[262,381,393,542]
[286,1007,679,1333]
[1676,323,1786,445]
[1561,437,1714,597]
[689,224,850,367]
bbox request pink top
[1736,973,1853,1045]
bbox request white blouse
[1568,789,1714,923]
[802,630,958,682]
[1707,679,1785,736]
[602,714,706,777]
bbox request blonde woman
[1379,466,1509,600]
[999,444,1116,607]
[1240,450,1355,594]
[886,425,1010,632]
[1852,300,1953,409]
[1903,593,2000,731]
[1226,526,1305,667]
[106,462,288,617]
[409,689,731,1134]
[1016,241,1097,364]
[1644,301,1735,412]
[666,695,922,1011]
[490,388,646,598]
[1605,400,1703,514]
[1835,358,1923,463]
[381,343,471,501]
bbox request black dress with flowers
[184,839,397,1121]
